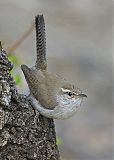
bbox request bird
[21,15,87,119]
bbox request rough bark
[0,44,60,160]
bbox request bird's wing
[21,65,59,109]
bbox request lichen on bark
[0,43,60,160]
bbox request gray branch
[0,43,60,160]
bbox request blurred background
[0,0,113,160]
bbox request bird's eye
[68,92,72,96]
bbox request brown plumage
[21,65,65,109]
[21,15,87,118]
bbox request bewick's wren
[21,15,87,119]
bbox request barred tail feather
[35,15,47,70]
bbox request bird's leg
[27,94,39,127]
[34,109,39,128]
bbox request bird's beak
[78,93,87,98]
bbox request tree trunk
[0,44,60,160]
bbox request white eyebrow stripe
[61,88,76,95]
[61,88,71,93]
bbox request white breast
[31,95,83,119]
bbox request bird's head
[57,83,87,108]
